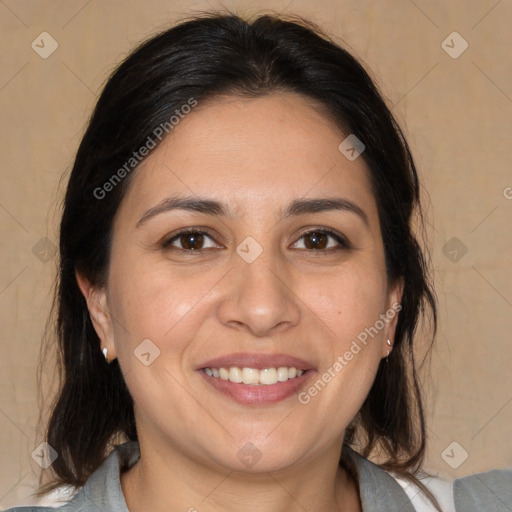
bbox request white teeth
[277,367,288,382]
[203,366,306,385]
[260,368,278,385]
[242,367,259,385]
[229,367,243,383]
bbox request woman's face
[81,92,401,472]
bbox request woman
[6,10,461,512]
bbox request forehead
[117,92,378,225]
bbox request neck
[120,435,362,512]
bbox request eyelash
[161,227,351,254]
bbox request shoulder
[346,449,422,511]
[389,471,455,512]
[2,504,80,512]
[2,486,80,511]
[3,508,62,511]
[453,467,512,511]
[345,447,455,512]
[2,485,78,511]
[2,441,139,512]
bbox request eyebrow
[135,195,369,228]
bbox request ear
[382,278,404,358]
[75,270,116,360]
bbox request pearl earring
[102,347,112,364]
[386,339,392,362]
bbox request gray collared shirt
[3,441,415,511]
[3,441,511,511]
[453,468,512,511]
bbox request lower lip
[198,370,314,405]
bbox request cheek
[108,257,231,372]
[295,262,388,412]
[297,274,386,439]
[106,266,218,430]
[302,262,388,345]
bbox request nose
[216,247,301,337]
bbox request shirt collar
[345,446,417,512]
[70,441,415,512]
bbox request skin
[77,92,403,512]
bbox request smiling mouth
[201,366,307,386]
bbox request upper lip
[196,352,316,371]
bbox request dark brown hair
[35,9,439,509]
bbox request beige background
[1,0,511,508]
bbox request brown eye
[163,230,219,251]
[303,231,328,250]
[180,232,204,250]
[292,228,350,251]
